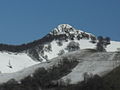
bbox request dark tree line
[0,34,68,52]
[0,34,53,52]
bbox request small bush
[58,50,65,56]
[66,41,80,52]
[56,41,63,46]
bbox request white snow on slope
[44,40,69,59]
[44,39,120,60]
[0,52,39,73]
[0,40,119,73]
[0,39,119,74]
[0,55,68,84]
[107,41,120,52]
[62,51,120,84]
[0,50,119,84]
[44,39,96,60]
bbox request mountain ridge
[0,24,120,90]
[0,24,96,52]
[0,24,120,74]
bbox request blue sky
[0,0,120,44]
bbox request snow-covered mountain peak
[50,24,83,35]
[58,24,73,30]
[49,24,96,41]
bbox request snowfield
[0,52,39,73]
[0,39,118,73]
[107,41,120,52]
[62,51,120,84]
[0,50,120,84]
[44,39,120,60]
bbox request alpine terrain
[0,24,120,90]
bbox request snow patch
[0,52,39,73]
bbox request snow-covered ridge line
[50,24,83,34]
[50,24,96,40]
